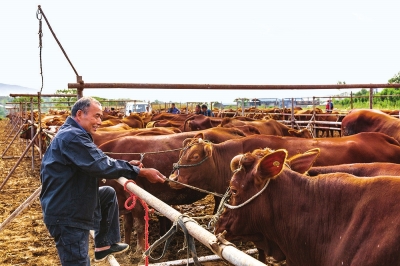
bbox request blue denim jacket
[40,117,139,230]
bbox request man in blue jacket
[167,103,181,114]
[40,97,165,265]
[200,104,214,117]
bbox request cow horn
[198,138,203,143]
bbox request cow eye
[231,187,238,195]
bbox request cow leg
[132,205,146,255]
[123,212,133,245]
[257,248,266,263]
[158,216,172,236]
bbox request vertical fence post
[350,91,353,109]
[313,96,317,137]
[369,88,374,109]
[38,92,43,159]
[291,98,295,128]
[30,97,35,170]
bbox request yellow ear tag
[273,161,280,167]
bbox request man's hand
[138,168,166,183]
[129,160,143,168]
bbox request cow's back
[225,132,400,166]
[341,109,400,142]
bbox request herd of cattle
[9,107,400,265]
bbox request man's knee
[99,186,117,201]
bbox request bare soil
[0,119,269,266]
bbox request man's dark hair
[201,104,207,109]
[71,97,101,118]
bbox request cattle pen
[3,89,400,266]
[3,4,400,264]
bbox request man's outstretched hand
[129,160,165,183]
[137,168,166,183]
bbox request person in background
[194,104,201,114]
[200,104,214,117]
[40,96,165,265]
[326,99,333,113]
[167,103,181,114]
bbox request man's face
[75,102,103,134]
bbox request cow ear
[194,133,205,139]
[288,148,320,174]
[204,143,213,158]
[256,149,287,182]
[230,154,243,172]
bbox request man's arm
[65,134,165,182]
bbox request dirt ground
[0,119,271,266]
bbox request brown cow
[40,113,69,127]
[99,118,121,127]
[215,148,400,266]
[168,131,400,261]
[97,127,249,252]
[19,123,52,154]
[169,132,400,193]
[341,108,400,142]
[95,122,132,131]
[308,162,400,177]
[169,131,400,262]
[220,117,312,138]
[92,127,181,146]
[150,113,194,122]
[183,115,223,131]
[148,119,188,131]
[121,114,144,128]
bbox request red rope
[124,180,151,266]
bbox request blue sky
[1,1,399,103]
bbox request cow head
[169,137,214,190]
[20,123,34,140]
[215,148,320,261]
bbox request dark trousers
[46,186,121,266]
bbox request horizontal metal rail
[68,83,400,89]
[9,94,77,97]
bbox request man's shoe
[94,243,129,262]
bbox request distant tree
[12,96,41,110]
[388,71,400,84]
[52,89,77,109]
[379,72,400,102]
[0,96,11,117]
[234,98,249,103]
